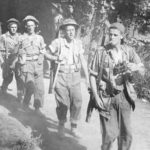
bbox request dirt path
[0,73,150,150]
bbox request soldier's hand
[99,80,106,91]
[127,63,138,72]
[85,79,90,89]
[57,56,63,62]
[95,95,105,110]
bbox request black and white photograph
[0,0,150,150]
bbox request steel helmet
[59,18,79,30]
[23,15,39,24]
[7,18,20,26]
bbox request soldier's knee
[126,133,132,143]
[26,81,34,94]
[102,130,118,146]
[101,143,112,150]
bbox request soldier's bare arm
[80,54,89,85]
[40,49,58,61]
[127,47,145,76]
[90,75,105,108]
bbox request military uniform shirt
[90,44,142,94]
[19,33,46,56]
[49,38,84,65]
[18,33,46,73]
[0,32,21,54]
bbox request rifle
[49,61,55,94]
[49,30,62,94]
[49,61,61,93]
[86,48,110,122]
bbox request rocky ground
[0,70,150,150]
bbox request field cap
[109,22,125,34]
[7,18,20,26]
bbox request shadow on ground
[0,92,87,150]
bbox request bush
[0,114,41,150]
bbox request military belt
[59,64,80,73]
[26,55,38,61]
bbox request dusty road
[0,72,150,150]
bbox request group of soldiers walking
[0,14,145,150]
[0,16,89,138]
[0,16,46,113]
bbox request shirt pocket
[59,46,68,60]
[22,39,31,49]
[32,40,41,49]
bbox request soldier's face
[26,21,36,34]
[9,23,18,35]
[109,28,123,46]
[65,25,76,41]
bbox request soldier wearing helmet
[23,15,39,33]
[0,18,22,98]
[23,15,39,24]
[17,15,46,115]
[46,18,89,138]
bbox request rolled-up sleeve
[128,46,145,75]
[129,47,142,64]
[49,39,59,54]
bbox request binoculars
[113,61,134,84]
[113,61,128,76]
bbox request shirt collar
[64,38,75,48]
[6,31,19,38]
[120,44,128,56]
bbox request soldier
[0,18,21,96]
[18,15,46,114]
[47,18,89,138]
[90,22,144,150]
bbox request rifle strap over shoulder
[97,48,106,85]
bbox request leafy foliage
[125,36,150,100]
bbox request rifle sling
[97,48,106,87]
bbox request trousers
[100,91,132,150]
[1,61,22,98]
[19,61,44,108]
[55,71,82,125]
